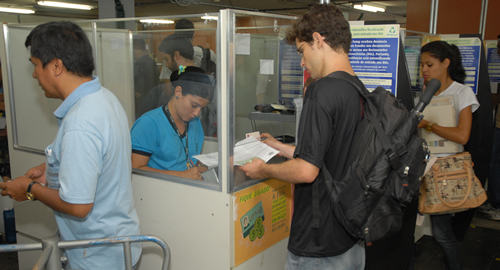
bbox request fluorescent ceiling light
[139,19,175,24]
[0,7,35,14]
[354,4,385,12]
[37,1,94,10]
[201,15,218,21]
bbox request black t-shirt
[288,71,363,257]
[134,54,160,98]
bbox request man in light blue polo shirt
[0,21,141,269]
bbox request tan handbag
[418,152,487,215]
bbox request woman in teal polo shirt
[131,66,214,180]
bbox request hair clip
[178,65,186,75]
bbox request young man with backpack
[240,4,365,269]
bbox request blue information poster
[278,39,303,109]
[485,40,500,83]
[349,25,400,95]
[442,38,482,94]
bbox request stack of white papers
[420,95,461,154]
[193,136,279,167]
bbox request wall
[436,0,482,35]
[406,0,432,33]
[406,0,499,39]
[484,0,500,40]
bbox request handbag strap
[434,161,473,208]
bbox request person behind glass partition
[136,34,195,118]
[175,18,217,78]
[130,66,214,180]
[133,34,159,119]
[160,33,195,75]
[418,40,480,270]
[175,18,218,137]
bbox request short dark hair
[133,34,147,51]
[175,19,195,40]
[285,4,351,54]
[158,34,194,60]
[25,21,94,77]
[421,41,466,84]
[170,66,214,102]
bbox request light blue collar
[54,76,101,125]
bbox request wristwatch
[426,122,435,133]
[26,181,40,201]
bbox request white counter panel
[132,174,232,270]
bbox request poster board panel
[422,36,482,94]
[349,24,400,95]
[485,40,500,83]
[234,179,293,266]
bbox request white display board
[4,25,134,153]
[5,26,60,152]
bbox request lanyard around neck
[164,105,192,169]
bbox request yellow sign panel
[234,179,293,266]
[422,35,442,46]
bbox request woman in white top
[418,40,479,270]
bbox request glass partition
[94,15,217,127]
[3,14,222,191]
[4,11,304,193]
[224,11,299,192]
[98,15,221,190]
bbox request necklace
[164,105,193,169]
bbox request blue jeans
[285,241,365,270]
[489,127,500,208]
[431,214,461,270]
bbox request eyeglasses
[296,31,328,57]
[296,42,306,57]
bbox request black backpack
[312,72,439,246]
[197,45,216,78]
[196,46,217,137]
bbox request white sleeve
[458,85,480,113]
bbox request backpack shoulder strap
[326,71,368,99]
[202,47,210,66]
[311,72,366,229]
[311,73,402,230]
[329,72,401,170]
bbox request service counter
[0,10,299,270]
[1,10,461,270]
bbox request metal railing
[0,234,170,270]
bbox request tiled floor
[414,213,500,270]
